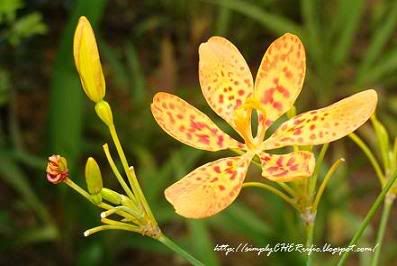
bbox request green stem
[349,133,385,185]
[337,173,397,266]
[158,234,204,266]
[102,143,136,201]
[309,143,329,200]
[65,178,92,202]
[371,194,395,266]
[108,124,156,222]
[313,158,345,210]
[305,221,314,266]
[243,182,299,210]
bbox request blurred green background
[1,0,397,265]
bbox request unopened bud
[46,155,69,184]
[85,157,103,196]
[73,16,105,103]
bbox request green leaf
[300,0,323,69]
[361,48,397,85]
[189,220,219,266]
[206,0,302,36]
[101,42,129,90]
[331,0,365,66]
[8,12,47,46]
[209,202,272,242]
[125,42,146,104]
[0,68,10,106]
[0,153,56,237]
[48,0,107,169]
[0,0,23,23]
[356,1,397,85]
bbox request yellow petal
[151,92,243,151]
[254,33,306,133]
[73,16,105,103]
[164,155,252,218]
[259,151,315,182]
[263,90,378,149]
[199,37,254,130]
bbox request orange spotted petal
[199,36,254,129]
[263,90,378,150]
[254,33,306,133]
[164,155,252,218]
[151,92,242,151]
[260,151,315,182]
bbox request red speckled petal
[260,151,315,182]
[164,155,252,218]
[199,37,254,130]
[263,90,378,149]
[254,33,306,132]
[151,92,243,151]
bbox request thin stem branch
[243,182,299,210]
[337,173,397,266]
[158,234,204,266]
[313,158,345,210]
[349,133,385,185]
[108,124,156,222]
[64,179,92,202]
[371,194,395,266]
[83,224,139,237]
[309,143,329,200]
[103,143,136,201]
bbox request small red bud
[46,155,69,184]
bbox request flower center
[233,97,267,151]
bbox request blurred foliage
[1,0,397,265]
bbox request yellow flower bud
[73,16,105,103]
[85,157,103,195]
[95,100,113,126]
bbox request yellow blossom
[151,34,378,219]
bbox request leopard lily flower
[151,33,377,218]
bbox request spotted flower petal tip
[164,156,252,219]
[263,89,378,150]
[46,155,69,184]
[151,92,243,152]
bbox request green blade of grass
[47,0,107,168]
[359,47,397,85]
[100,41,129,90]
[205,0,302,36]
[0,154,55,231]
[356,1,397,85]
[125,42,146,104]
[189,220,219,266]
[332,0,365,67]
[214,4,232,36]
[301,0,323,69]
